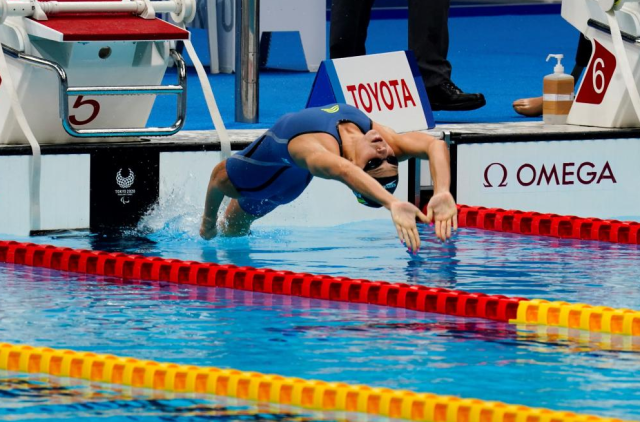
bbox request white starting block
[0,0,232,235]
[563,0,640,127]
[0,0,202,144]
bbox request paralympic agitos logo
[483,161,617,188]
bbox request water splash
[138,182,204,243]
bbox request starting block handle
[2,44,188,138]
[68,85,184,96]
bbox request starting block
[563,0,640,127]
[0,0,234,235]
[0,0,200,144]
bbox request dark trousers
[329,0,452,89]
[575,34,592,68]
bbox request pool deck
[427,121,640,143]
[0,122,638,153]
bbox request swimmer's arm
[296,148,400,209]
[374,123,457,240]
[290,136,431,251]
[200,160,241,240]
[294,148,430,251]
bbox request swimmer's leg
[219,199,263,236]
[220,198,279,236]
[201,159,240,240]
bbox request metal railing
[1,44,187,138]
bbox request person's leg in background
[408,0,486,111]
[513,33,592,117]
[330,0,375,59]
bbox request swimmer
[200,103,457,253]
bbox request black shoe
[426,81,486,111]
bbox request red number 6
[69,95,100,126]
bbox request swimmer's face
[356,130,398,178]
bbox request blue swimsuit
[226,104,372,216]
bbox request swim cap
[353,175,399,208]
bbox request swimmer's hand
[200,216,218,240]
[424,192,458,241]
[390,202,429,254]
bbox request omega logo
[483,161,617,188]
[483,163,508,187]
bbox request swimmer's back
[225,104,372,211]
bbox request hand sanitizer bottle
[543,54,575,125]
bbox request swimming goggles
[363,155,399,172]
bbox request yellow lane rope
[0,342,631,422]
[511,299,640,336]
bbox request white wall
[0,147,411,237]
[0,154,90,236]
[456,139,640,221]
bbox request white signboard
[456,138,640,221]
[325,52,433,133]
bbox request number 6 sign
[575,39,617,105]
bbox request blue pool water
[1,222,640,419]
[16,217,640,308]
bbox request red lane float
[0,240,524,322]
[453,205,640,244]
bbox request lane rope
[0,342,630,422]
[454,205,640,244]
[0,239,638,337]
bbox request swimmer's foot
[513,96,542,117]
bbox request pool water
[18,215,640,307]
[1,221,640,419]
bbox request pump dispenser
[543,54,574,125]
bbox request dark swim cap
[353,175,399,208]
